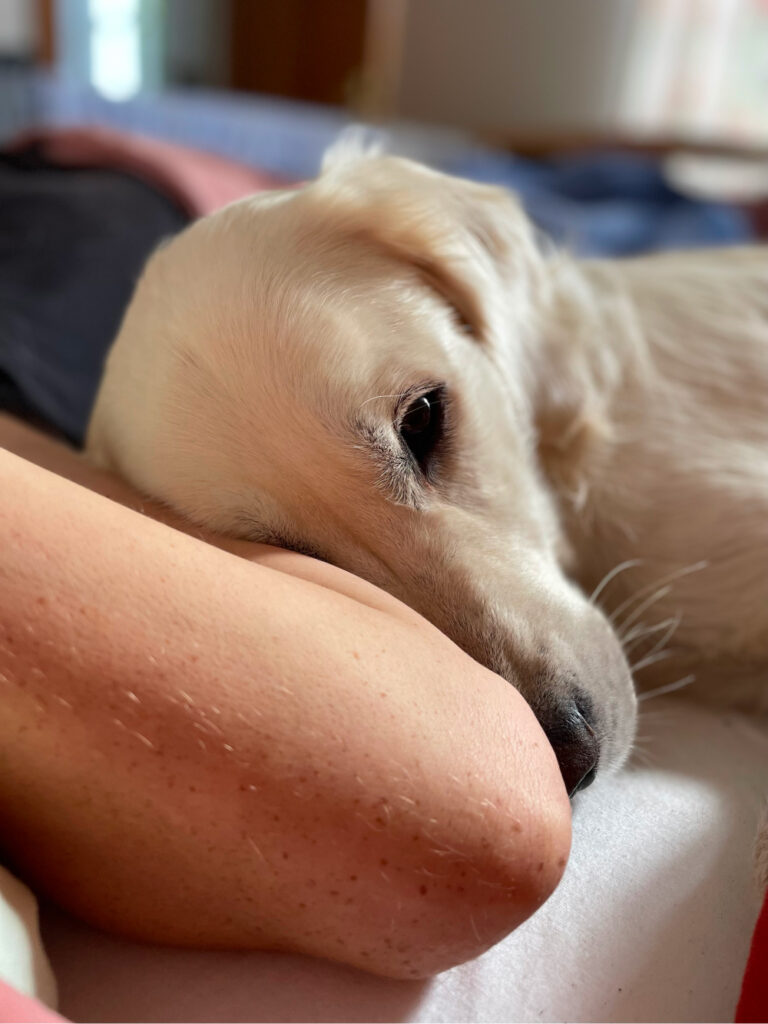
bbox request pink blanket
[0,980,64,1023]
[11,126,289,216]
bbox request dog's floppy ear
[313,147,543,344]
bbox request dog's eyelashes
[399,387,445,476]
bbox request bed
[5,700,760,1022]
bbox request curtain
[619,0,768,143]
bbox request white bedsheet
[41,698,768,1023]
[0,866,57,1008]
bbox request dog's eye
[399,388,445,475]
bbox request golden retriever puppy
[87,145,768,796]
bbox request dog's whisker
[624,614,681,660]
[622,615,677,642]
[608,561,709,627]
[638,614,681,661]
[637,674,696,703]
[622,616,680,654]
[588,559,644,606]
[616,587,673,639]
[631,647,677,674]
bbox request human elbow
[362,774,571,980]
[330,663,573,980]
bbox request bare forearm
[0,413,425,621]
[0,427,570,978]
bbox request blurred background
[1,0,768,221]
[2,0,768,144]
[1,0,768,444]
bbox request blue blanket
[448,148,751,256]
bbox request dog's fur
[87,146,768,784]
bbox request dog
[86,143,768,796]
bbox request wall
[164,0,230,88]
[0,0,37,58]
[395,0,637,138]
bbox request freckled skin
[0,416,571,979]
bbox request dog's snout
[537,694,600,798]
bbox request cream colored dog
[87,145,768,796]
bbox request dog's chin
[575,662,637,793]
[597,682,638,778]
[479,625,637,797]
[543,682,636,799]
[598,653,639,779]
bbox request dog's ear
[313,150,543,344]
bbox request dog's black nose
[536,696,600,798]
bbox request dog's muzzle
[534,692,600,797]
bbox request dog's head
[88,147,636,794]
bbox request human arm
[0,417,570,979]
